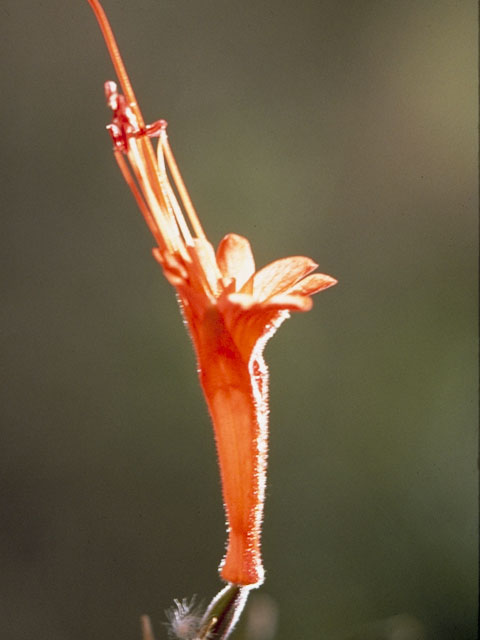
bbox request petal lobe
[216,234,256,291]
[252,256,318,300]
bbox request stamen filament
[86,0,141,123]
[128,142,180,254]
[129,141,193,260]
[113,151,165,248]
[87,0,170,239]
[162,179,195,248]
[88,0,208,269]
[156,136,194,247]
[162,136,206,240]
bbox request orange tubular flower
[87,0,336,587]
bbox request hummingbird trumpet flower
[87,0,336,590]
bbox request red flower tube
[86,0,336,587]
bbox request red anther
[103,81,166,151]
[106,123,128,152]
[103,84,139,152]
[144,119,168,138]
[104,80,118,110]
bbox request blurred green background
[1,1,477,639]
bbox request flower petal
[217,292,311,362]
[188,238,220,297]
[216,234,256,291]
[221,292,255,311]
[287,273,338,296]
[251,256,318,300]
[223,292,312,313]
[265,293,313,311]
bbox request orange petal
[251,256,318,301]
[287,273,338,296]
[265,293,313,311]
[188,238,220,297]
[216,234,256,291]
[223,292,312,313]
[195,308,266,586]
[217,293,305,363]
[210,383,265,586]
[229,307,290,363]
[152,247,190,288]
[220,292,255,310]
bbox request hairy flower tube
[86,0,336,588]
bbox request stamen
[104,80,119,111]
[162,178,194,248]
[128,140,182,255]
[162,136,206,241]
[87,0,143,126]
[156,135,194,247]
[88,0,204,269]
[113,151,165,249]
[144,119,168,138]
[88,0,168,237]
[105,81,193,258]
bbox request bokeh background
[1,1,477,639]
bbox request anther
[104,80,119,110]
[144,119,168,138]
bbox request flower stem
[199,583,252,640]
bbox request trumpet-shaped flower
[87,0,336,587]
